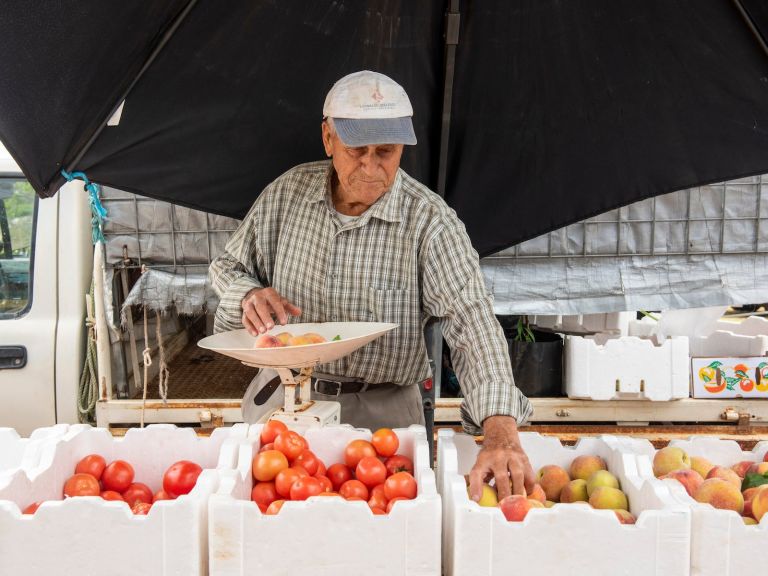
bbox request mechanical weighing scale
[198,322,397,428]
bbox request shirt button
[331,315,338,321]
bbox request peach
[690,456,714,480]
[274,332,293,345]
[560,479,589,503]
[586,470,619,496]
[743,516,758,525]
[537,465,571,502]
[653,446,690,478]
[743,499,754,519]
[589,486,628,510]
[288,332,327,346]
[663,469,703,498]
[748,462,768,476]
[253,334,284,348]
[569,455,607,482]
[731,461,755,478]
[614,509,636,524]
[764,452,768,463]
[694,478,744,513]
[499,495,536,522]
[742,486,766,503]
[753,488,768,522]
[527,483,546,503]
[706,466,742,489]
[544,500,555,508]
[471,483,498,507]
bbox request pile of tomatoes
[22,455,203,516]
[251,421,418,515]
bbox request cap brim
[332,117,417,147]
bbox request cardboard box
[691,357,768,398]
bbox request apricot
[653,446,690,478]
[589,486,628,511]
[586,470,619,496]
[694,478,744,513]
[560,479,589,503]
[569,455,607,482]
[690,456,714,480]
[253,334,284,349]
[706,466,742,489]
[537,465,571,502]
[663,469,703,498]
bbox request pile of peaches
[471,454,635,524]
[253,332,331,348]
[653,446,768,524]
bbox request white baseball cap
[323,70,417,146]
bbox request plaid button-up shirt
[209,160,532,433]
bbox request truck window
[0,178,35,318]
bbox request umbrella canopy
[0,0,767,256]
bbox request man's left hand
[468,415,535,502]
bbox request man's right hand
[241,287,302,335]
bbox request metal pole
[436,0,461,198]
[92,242,113,400]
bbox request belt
[312,378,371,396]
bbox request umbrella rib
[731,0,768,60]
[61,0,201,179]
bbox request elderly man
[209,70,534,501]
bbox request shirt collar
[306,161,403,224]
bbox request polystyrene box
[0,424,86,476]
[436,430,690,576]
[208,424,441,576]
[0,423,248,576]
[530,312,632,336]
[715,315,768,337]
[565,335,690,400]
[625,436,768,576]
[689,330,768,357]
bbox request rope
[156,310,170,404]
[77,282,99,423]
[141,306,151,428]
[60,169,107,244]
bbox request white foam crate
[0,423,248,576]
[689,330,768,357]
[0,424,86,476]
[623,436,768,576]
[564,335,690,400]
[715,315,768,337]
[436,429,690,576]
[209,424,441,576]
[529,312,633,336]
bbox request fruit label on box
[691,357,768,398]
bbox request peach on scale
[253,334,284,348]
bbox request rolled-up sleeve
[208,203,266,333]
[421,217,533,435]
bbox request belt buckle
[314,378,344,398]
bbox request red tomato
[290,476,324,501]
[153,489,173,502]
[22,502,42,514]
[384,455,414,476]
[75,454,107,480]
[315,460,327,477]
[326,463,353,491]
[339,479,369,500]
[265,499,285,515]
[371,428,399,458]
[294,450,320,476]
[163,460,203,498]
[259,442,275,453]
[252,449,289,482]
[274,431,307,462]
[251,481,278,512]
[101,491,125,501]
[344,439,377,469]
[371,507,387,515]
[315,475,333,492]
[274,466,308,498]
[314,492,342,498]
[132,502,152,515]
[260,420,288,445]
[122,482,153,506]
[63,473,101,497]
[384,472,417,500]
[101,460,135,493]
[386,496,408,513]
[356,456,387,488]
[368,484,389,510]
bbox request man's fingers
[243,302,265,334]
[241,310,257,336]
[264,292,288,326]
[495,469,512,501]
[509,466,526,497]
[282,299,302,317]
[523,460,537,493]
[468,468,487,502]
[253,297,278,331]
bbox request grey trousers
[241,369,425,430]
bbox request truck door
[0,170,58,435]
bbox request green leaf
[742,472,768,491]
[332,335,341,341]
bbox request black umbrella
[1,0,767,256]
